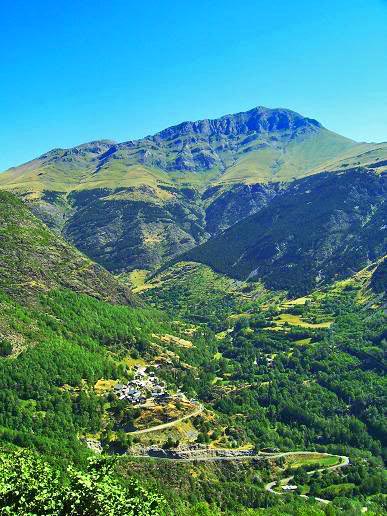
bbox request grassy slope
[0,158,172,195]
[218,128,356,184]
[310,141,387,175]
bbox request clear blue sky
[1,0,386,171]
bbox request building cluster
[113,365,169,406]
[282,484,297,491]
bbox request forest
[0,243,385,513]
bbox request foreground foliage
[0,448,167,515]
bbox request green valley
[0,107,386,515]
[2,0,387,511]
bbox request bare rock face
[154,107,322,141]
[137,106,324,172]
[83,438,103,454]
[136,444,258,460]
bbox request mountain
[0,106,371,274]
[0,106,386,283]
[183,167,387,295]
[0,107,357,187]
[0,191,135,304]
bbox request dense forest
[2,269,385,514]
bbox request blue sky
[1,0,386,170]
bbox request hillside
[0,191,201,514]
[132,253,387,331]
[129,260,283,330]
[370,255,387,295]
[0,106,371,274]
[183,168,387,295]
[0,191,135,304]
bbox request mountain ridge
[3,106,324,170]
[150,106,323,141]
[0,106,355,185]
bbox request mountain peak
[152,106,323,142]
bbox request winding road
[264,453,350,504]
[128,448,349,469]
[125,410,350,505]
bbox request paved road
[128,404,203,435]
[128,454,258,462]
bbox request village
[113,365,184,406]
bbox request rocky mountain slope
[183,168,387,295]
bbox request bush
[0,448,167,515]
[0,339,12,357]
